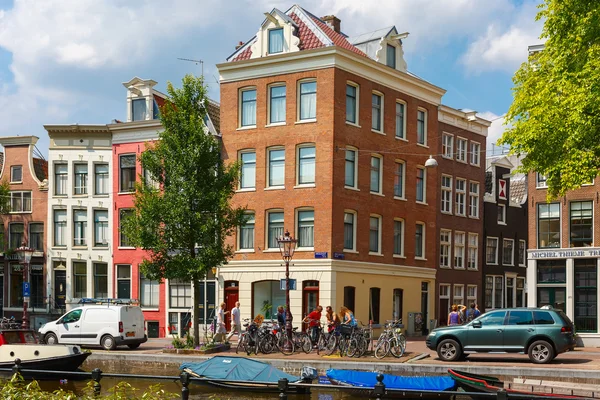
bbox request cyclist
[303,305,323,346]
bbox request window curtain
[300,82,316,120]
[30,224,43,251]
[344,213,354,249]
[270,86,286,123]
[269,149,285,186]
[268,28,284,53]
[95,210,108,246]
[298,210,314,247]
[95,164,109,194]
[240,214,255,249]
[298,147,315,184]
[241,152,256,188]
[268,212,284,248]
[242,90,256,126]
[74,164,88,194]
[73,210,87,246]
[132,99,147,121]
[55,164,68,195]
[9,224,23,249]
[54,210,66,246]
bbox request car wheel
[101,335,117,351]
[437,339,462,362]
[528,340,554,364]
[45,333,58,345]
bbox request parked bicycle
[374,319,406,359]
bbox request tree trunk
[192,278,201,348]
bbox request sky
[0,0,544,158]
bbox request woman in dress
[447,304,460,326]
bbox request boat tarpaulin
[181,356,299,383]
[326,369,456,391]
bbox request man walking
[226,301,241,343]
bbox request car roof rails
[78,298,140,306]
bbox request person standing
[215,302,228,342]
[447,304,460,326]
[303,305,323,345]
[276,306,286,330]
[325,306,340,333]
[226,301,241,343]
[466,303,481,322]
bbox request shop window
[570,201,593,247]
[537,260,566,283]
[574,259,597,333]
[253,280,284,319]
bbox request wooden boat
[448,369,593,399]
[181,356,314,393]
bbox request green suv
[426,307,576,364]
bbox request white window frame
[266,209,284,250]
[267,83,286,125]
[486,237,499,265]
[498,204,506,225]
[295,207,315,250]
[486,275,504,310]
[467,285,477,305]
[441,175,452,214]
[296,143,316,187]
[237,211,255,252]
[469,181,480,218]
[54,163,68,196]
[416,166,427,204]
[440,229,452,268]
[345,146,359,190]
[519,239,527,266]
[369,214,383,256]
[116,264,131,299]
[442,133,454,159]
[297,78,317,122]
[53,208,67,247]
[415,221,426,260]
[9,191,32,213]
[73,163,88,195]
[416,108,427,146]
[456,137,467,162]
[94,163,109,195]
[467,233,478,270]
[266,146,285,189]
[453,284,464,306]
[343,210,358,252]
[537,202,561,248]
[395,100,406,140]
[393,218,405,257]
[439,284,450,299]
[371,91,384,133]
[93,209,109,247]
[503,238,514,266]
[393,160,405,200]
[10,165,22,183]
[238,149,256,190]
[536,173,548,188]
[370,154,383,195]
[346,81,359,126]
[238,86,257,128]
[454,231,465,269]
[470,141,481,166]
[455,178,466,216]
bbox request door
[224,281,239,331]
[537,287,566,311]
[56,309,82,344]
[439,298,449,327]
[465,310,507,352]
[393,289,403,321]
[504,310,535,351]
[180,312,191,337]
[54,270,66,310]
[302,281,319,331]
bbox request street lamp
[15,243,34,329]
[277,230,297,345]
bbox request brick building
[435,107,489,326]
[0,136,48,328]
[218,6,448,334]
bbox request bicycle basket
[340,324,354,337]
[394,328,402,333]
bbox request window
[536,173,548,188]
[267,211,284,249]
[73,163,88,195]
[343,211,356,251]
[517,278,525,307]
[455,179,466,216]
[456,138,467,162]
[369,215,381,254]
[30,265,44,308]
[416,167,426,203]
[441,175,452,213]
[10,166,22,183]
[394,161,405,198]
[440,284,450,298]
[485,276,504,309]
[10,192,32,213]
[538,203,560,248]
[503,239,514,266]
[442,134,453,158]
[570,201,593,247]
[519,240,526,266]
[268,28,284,54]
[393,219,404,256]
[371,93,383,132]
[344,286,355,313]
[345,148,357,188]
[453,285,464,307]
[240,88,257,127]
[386,44,396,68]
[506,277,515,308]
[169,279,192,308]
[537,260,566,283]
[73,262,87,298]
[73,209,87,246]
[119,154,136,193]
[393,289,403,320]
[468,233,478,270]
[417,109,426,145]
[394,102,406,140]
[93,263,108,298]
[297,145,316,185]
[141,274,160,307]
[117,265,131,299]
[497,204,506,224]
[239,212,255,250]
[346,84,358,124]
[269,85,286,124]
[29,223,43,252]
[239,151,256,189]
[469,182,479,218]
[415,223,425,258]
[440,230,451,268]
[132,98,147,121]
[94,164,109,195]
[119,209,134,247]
[470,142,480,166]
[54,164,68,195]
[297,210,314,248]
[53,209,67,246]
[299,81,316,121]
[507,310,533,326]
[94,210,108,247]
[467,285,477,304]
[9,223,24,249]
[153,98,160,119]
[574,260,597,333]
[370,155,382,194]
[369,287,381,324]
[486,237,498,264]
[454,232,465,269]
[267,148,285,187]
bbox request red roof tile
[309,15,368,58]
[289,12,324,51]
[233,45,253,62]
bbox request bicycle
[374,319,406,359]
[236,318,257,355]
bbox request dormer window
[132,98,147,121]
[386,44,396,69]
[152,99,160,120]
[268,28,284,54]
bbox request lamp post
[15,243,34,329]
[277,230,297,346]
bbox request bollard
[91,368,102,396]
[373,373,385,400]
[496,389,507,400]
[180,371,190,400]
[278,377,289,400]
[12,358,22,376]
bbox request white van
[39,304,147,350]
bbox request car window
[533,311,555,325]
[62,309,82,324]
[507,311,533,325]
[557,310,573,326]
[478,311,507,326]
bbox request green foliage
[171,337,186,349]
[500,0,600,199]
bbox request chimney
[235,41,244,50]
[321,15,341,33]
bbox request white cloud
[477,111,513,153]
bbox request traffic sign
[23,282,30,297]
[280,279,297,291]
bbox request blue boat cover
[326,369,456,391]
[181,356,299,383]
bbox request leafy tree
[0,180,12,249]
[123,75,245,347]
[500,0,600,198]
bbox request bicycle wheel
[259,334,275,354]
[346,338,359,358]
[356,336,368,357]
[301,334,312,353]
[236,334,248,354]
[324,334,338,356]
[374,339,390,359]
[390,334,406,358]
[278,334,295,356]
